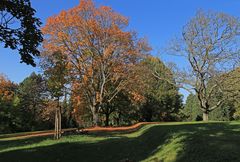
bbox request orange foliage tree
[0,74,17,103]
[42,0,150,126]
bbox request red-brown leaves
[42,0,151,123]
[0,74,16,103]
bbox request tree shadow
[175,123,240,162]
[0,122,240,162]
[0,136,51,152]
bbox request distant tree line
[0,55,183,134]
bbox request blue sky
[0,0,240,100]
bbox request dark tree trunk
[105,113,110,127]
[116,112,121,126]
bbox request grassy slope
[1,122,240,162]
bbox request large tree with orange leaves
[42,0,150,126]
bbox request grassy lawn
[1,122,240,162]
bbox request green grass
[0,130,53,139]
[1,122,240,162]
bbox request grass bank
[1,122,240,162]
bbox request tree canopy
[42,0,150,126]
[0,0,43,66]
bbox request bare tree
[155,10,240,121]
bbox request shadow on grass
[175,123,240,162]
[0,136,51,152]
[0,122,240,162]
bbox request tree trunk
[116,112,121,126]
[54,109,57,139]
[58,106,62,138]
[54,108,59,139]
[105,113,110,127]
[54,100,62,139]
[203,112,209,121]
[93,112,99,127]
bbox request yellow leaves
[148,55,159,63]
[130,91,145,103]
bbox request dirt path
[84,122,159,132]
[1,122,160,140]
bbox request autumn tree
[42,0,149,126]
[41,51,68,139]
[0,74,19,133]
[158,10,240,121]
[0,0,43,66]
[0,73,56,133]
[0,75,16,103]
